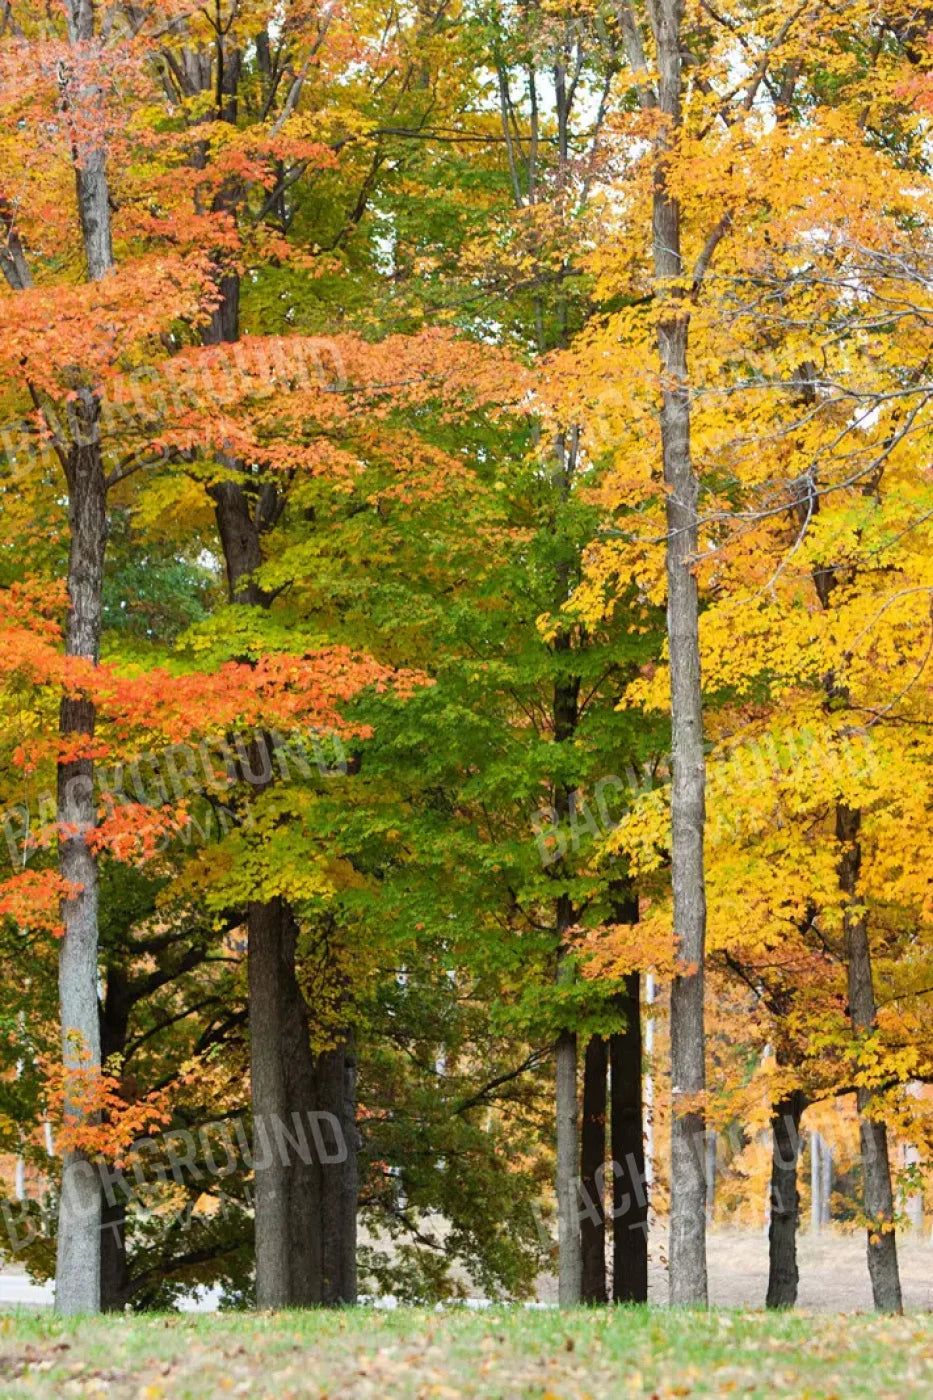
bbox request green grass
[0,1305,931,1398]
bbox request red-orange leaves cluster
[0,253,216,399]
[101,648,415,745]
[0,869,72,936]
[39,1052,172,1161]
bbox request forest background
[2,0,933,1320]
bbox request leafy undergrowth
[0,1305,931,1398]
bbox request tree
[561,0,933,1310]
[2,0,118,1314]
[644,0,709,1307]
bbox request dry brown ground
[532,1227,933,1311]
[663,1229,933,1312]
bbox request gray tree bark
[64,2,114,284]
[810,1131,822,1233]
[555,1024,582,1306]
[314,1034,359,1304]
[652,0,708,1308]
[705,1132,717,1223]
[581,1034,608,1304]
[249,898,359,1306]
[248,896,300,1307]
[55,421,108,1314]
[54,0,115,1314]
[553,639,583,1304]
[836,804,903,1313]
[0,209,32,290]
[820,1137,832,1228]
[256,903,359,1307]
[555,890,581,1306]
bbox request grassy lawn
[0,1306,931,1398]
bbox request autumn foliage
[1,0,933,1317]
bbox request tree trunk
[203,269,358,1306]
[315,1038,359,1304]
[799,345,900,1310]
[555,1026,582,1306]
[212,477,273,607]
[55,411,108,1315]
[100,1200,129,1313]
[248,861,359,1310]
[208,270,240,345]
[766,1089,806,1308]
[552,619,582,1305]
[705,1132,717,1223]
[580,1034,608,1304]
[208,376,309,1306]
[65,3,114,285]
[610,971,648,1304]
[653,0,708,1308]
[99,970,131,1312]
[248,897,294,1308]
[810,1132,822,1234]
[53,1,115,1318]
[820,1138,832,1227]
[74,146,114,283]
[340,1037,360,1300]
[836,803,903,1313]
